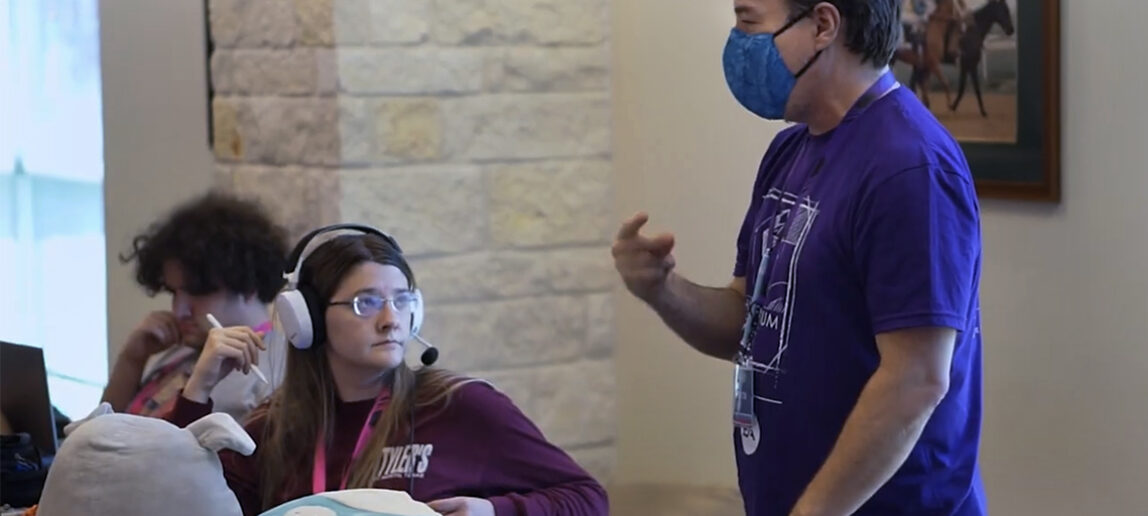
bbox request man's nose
[171,292,191,317]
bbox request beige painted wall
[612,0,779,488]
[100,0,214,360]
[613,2,1148,515]
[973,1,1148,513]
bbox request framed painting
[892,0,1061,202]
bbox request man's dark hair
[788,0,902,68]
[120,190,290,303]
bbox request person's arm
[790,327,954,516]
[647,273,746,361]
[164,391,214,427]
[429,383,609,516]
[201,325,286,422]
[207,356,271,422]
[644,142,782,361]
[790,164,980,515]
[102,311,183,411]
[181,325,266,405]
[612,210,749,362]
[101,350,151,411]
[482,396,608,516]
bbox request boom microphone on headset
[414,335,439,366]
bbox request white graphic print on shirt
[748,187,820,408]
[374,443,434,480]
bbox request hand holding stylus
[182,313,268,404]
[206,314,269,385]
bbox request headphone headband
[283,223,402,288]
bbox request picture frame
[893,0,1061,202]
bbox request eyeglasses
[329,291,418,318]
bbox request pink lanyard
[312,387,391,494]
[252,320,274,335]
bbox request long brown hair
[255,233,473,509]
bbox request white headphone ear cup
[410,289,424,336]
[274,289,313,349]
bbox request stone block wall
[208,0,616,482]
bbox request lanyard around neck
[252,320,274,334]
[312,387,391,494]
[736,72,899,362]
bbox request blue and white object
[259,489,440,516]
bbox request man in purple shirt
[612,1,985,515]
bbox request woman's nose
[375,300,399,330]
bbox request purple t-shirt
[731,72,986,515]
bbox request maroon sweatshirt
[167,380,608,515]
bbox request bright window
[0,0,107,420]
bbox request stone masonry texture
[208,0,616,484]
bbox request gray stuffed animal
[34,402,254,516]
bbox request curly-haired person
[101,191,291,423]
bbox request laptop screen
[0,341,59,455]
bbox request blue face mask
[722,10,822,120]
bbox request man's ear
[811,2,843,50]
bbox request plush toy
[259,489,440,516]
[31,404,440,516]
[33,403,254,516]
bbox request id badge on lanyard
[732,246,771,429]
[732,357,756,429]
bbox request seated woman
[166,224,608,516]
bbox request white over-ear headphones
[273,223,425,351]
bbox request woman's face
[324,261,416,373]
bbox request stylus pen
[206,313,269,385]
